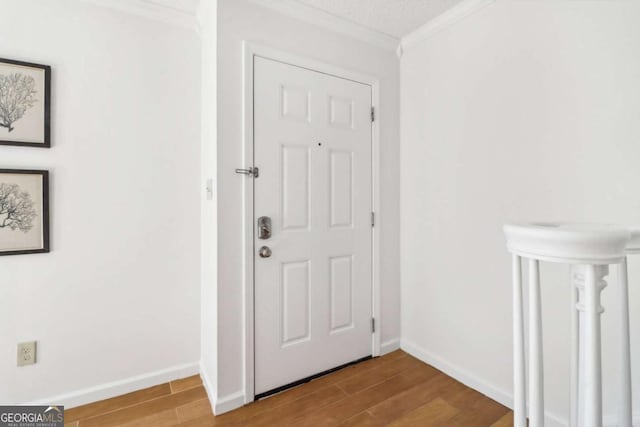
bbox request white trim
[196,0,215,30]
[79,0,199,31]
[213,390,245,415]
[401,339,572,427]
[381,338,401,355]
[241,41,256,405]
[243,41,383,403]
[248,0,399,52]
[28,362,199,409]
[199,364,216,415]
[400,0,495,52]
[371,82,382,359]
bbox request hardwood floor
[65,351,513,426]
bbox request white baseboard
[213,390,245,415]
[199,364,245,415]
[31,362,200,409]
[199,364,216,414]
[400,339,567,427]
[380,338,401,355]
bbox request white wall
[199,0,218,407]
[216,0,401,406]
[400,1,640,425]
[0,0,201,407]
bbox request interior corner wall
[400,1,640,425]
[217,0,401,403]
[200,0,218,406]
[0,0,202,407]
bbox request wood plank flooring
[65,351,513,426]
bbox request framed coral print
[0,169,50,255]
[0,58,51,147]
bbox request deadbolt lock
[258,216,272,240]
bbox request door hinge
[371,107,375,122]
[235,166,259,178]
[371,318,376,333]
[371,212,375,227]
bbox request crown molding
[249,0,399,52]
[79,0,199,31]
[399,0,495,53]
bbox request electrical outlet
[17,341,37,367]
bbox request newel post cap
[503,222,631,264]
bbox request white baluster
[529,259,544,427]
[618,258,633,427]
[513,255,526,427]
[504,223,633,427]
[583,265,607,427]
[570,267,580,427]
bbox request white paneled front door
[254,56,373,396]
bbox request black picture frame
[0,169,50,256]
[0,57,51,148]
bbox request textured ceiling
[293,0,465,38]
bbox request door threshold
[255,355,373,400]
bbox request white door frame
[241,41,382,403]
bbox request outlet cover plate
[17,341,37,366]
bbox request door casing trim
[241,41,382,404]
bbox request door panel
[254,56,373,395]
[281,145,310,230]
[330,150,353,227]
[330,255,354,332]
[281,260,311,345]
